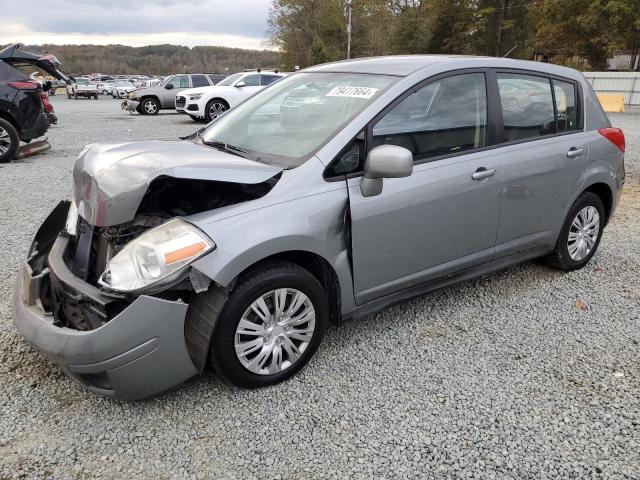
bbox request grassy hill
[6,44,281,75]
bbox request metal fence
[583,72,640,106]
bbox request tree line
[268,0,640,71]
[6,44,281,76]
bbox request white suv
[176,70,285,122]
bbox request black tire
[198,261,328,388]
[545,192,605,271]
[0,118,19,163]
[102,90,109,95]
[204,99,229,122]
[67,92,71,99]
[74,92,78,100]
[94,94,99,100]
[140,98,160,115]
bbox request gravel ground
[1,97,639,479]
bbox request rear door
[347,71,502,304]
[492,71,587,257]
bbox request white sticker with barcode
[326,86,379,99]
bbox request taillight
[8,81,40,90]
[598,127,625,153]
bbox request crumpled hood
[73,140,281,227]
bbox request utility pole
[346,1,353,60]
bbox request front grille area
[176,96,186,108]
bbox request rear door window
[553,79,578,132]
[191,74,209,87]
[261,75,282,86]
[497,73,555,141]
[372,72,488,161]
[241,74,261,86]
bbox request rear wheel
[199,261,328,388]
[140,98,160,115]
[204,99,228,122]
[0,118,19,163]
[545,192,605,271]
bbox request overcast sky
[0,0,274,50]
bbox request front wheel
[140,98,160,115]
[199,262,328,388]
[204,99,228,122]
[545,192,605,271]
[0,118,19,163]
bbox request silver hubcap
[234,288,316,375]
[568,206,600,261]
[0,126,11,156]
[209,102,226,119]
[144,101,158,113]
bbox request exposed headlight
[65,201,79,236]
[189,93,203,100]
[99,219,214,293]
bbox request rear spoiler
[0,44,73,84]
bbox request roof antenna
[503,44,518,58]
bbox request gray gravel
[1,97,640,479]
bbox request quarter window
[372,73,487,161]
[553,79,577,132]
[497,73,555,141]
[191,74,209,87]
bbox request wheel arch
[0,110,20,135]
[185,249,345,374]
[139,95,160,104]
[206,97,230,108]
[582,182,613,224]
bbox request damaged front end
[14,140,282,400]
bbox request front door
[162,75,190,108]
[348,72,502,305]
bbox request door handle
[567,148,584,158]
[471,168,497,181]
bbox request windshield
[216,73,243,87]
[201,72,396,168]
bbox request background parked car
[123,73,224,115]
[66,77,99,99]
[95,81,115,95]
[112,79,136,99]
[0,44,71,162]
[176,70,284,122]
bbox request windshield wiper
[202,139,250,158]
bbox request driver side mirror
[235,81,246,88]
[165,83,174,90]
[360,145,413,197]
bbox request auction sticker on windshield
[326,86,379,99]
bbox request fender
[190,187,357,316]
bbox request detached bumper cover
[12,205,198,401]
[123,99,140,112]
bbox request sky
[0,0,274,50]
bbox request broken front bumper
[122,99,139,112]
[12,203,198,400]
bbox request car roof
[303,55,580,78]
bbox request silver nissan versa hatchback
[14,56,625,400]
